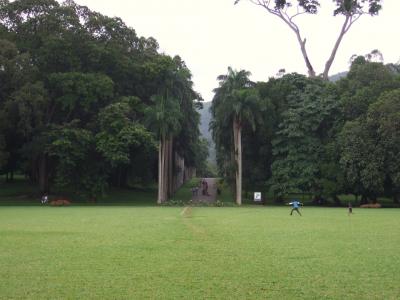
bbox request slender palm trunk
[233,117,242,205]
[162,136,167,202]
[237,122,242,206]
[158,135,169,204]
[233,119,238,200]
[168,137,173,197]
[157,139,163,204]
[165,138,170,198]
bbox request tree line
[211,0,398,206]
[211,57,400,205]
[0,0,207,202]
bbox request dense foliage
[211,58,400,204]
[0,0,204,200]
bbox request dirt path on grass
[191,178,218,204]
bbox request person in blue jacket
[288,199,303,216]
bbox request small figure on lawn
[41,194,48,204]
[288,199,303,216]
[348,202,353,215]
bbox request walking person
[288,199,303,216]
[204,180,209,196]
[201,179,206,195]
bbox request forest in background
[210,59,400,205]
[0,0,208,202]
[1,0,399,206]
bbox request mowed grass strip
[0,206,399,299]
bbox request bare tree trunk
[322,16,350,80]
[252,2,361,80]
[294,32,316,78]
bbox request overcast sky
[73,0,400,102]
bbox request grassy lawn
[1,206,399,299]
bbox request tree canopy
[0,0,204,201]
[211,58,400,204]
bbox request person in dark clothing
[348,202,353,214]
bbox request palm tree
[211,67,261,205]
[146,55,201,203]
[146,94,181,204]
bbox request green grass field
[1,206,399,299]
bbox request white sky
[73,0,400,102]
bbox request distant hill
[198,101,216,164]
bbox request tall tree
[95,97,157,187]
[234,0,382,79]
[0,0,202,200]
[269,75,340,199]
[211,67,261,205]
[339,89,400,203]
[146,94,182,204]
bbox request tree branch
[322,15,350,80]
[290,11,307,22]
[248,0,316,77]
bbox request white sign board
[254,192,262,202]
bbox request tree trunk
[322,15,350,80]
[263,5,354,80]
[237,122,242,206]
[295,33,316,78]
[171,142,174,195]
[168,138,173,198]
[162,139,166,203]
[38,154,49,194]
[157,139,163,204]
[233,118,238,202]
[162,137,168,202]
[233,117,242,205]
[157,137,168,204]
[163,138,168,202]
[274,10,317,78]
